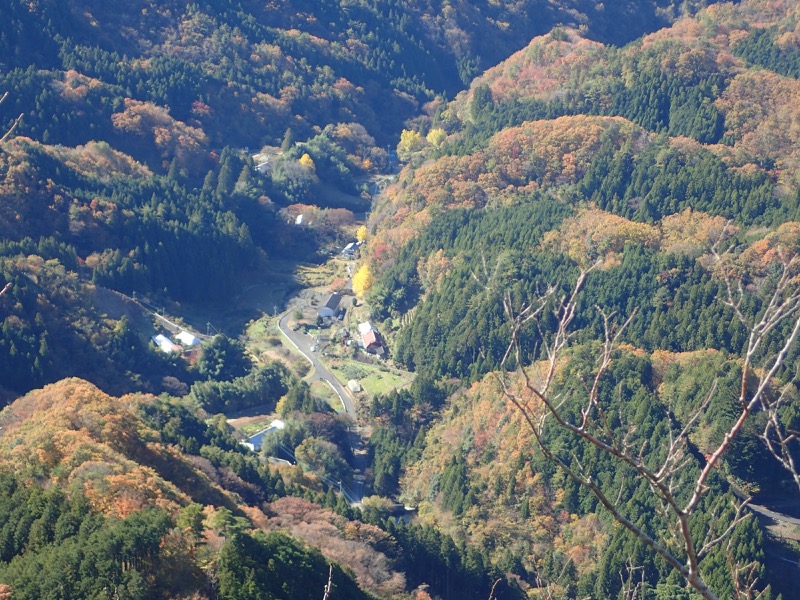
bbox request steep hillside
[355,1,800,597]
[420,2,800,193]
[0,247,187,401]
[0,378,362,598]
[0,135,291,400]
[396,348,779,598]
[0,0,724,400]
[3,1,800,598]
[0,378,521,599]
[368,0,800,316]
[1,1,717,128]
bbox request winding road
[277,309,366,502]
[276,311,356,417]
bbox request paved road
[750,503,800,527]
[95,286,209,340]
[276,311,356,418]
[732,486,800,526]
[277,310,366,502]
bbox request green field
[310,379,345,412]
[328,359,414,397]
[233,416,277,437]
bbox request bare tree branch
[487,578,501,600]
[493,238,800,599]
[321,564,333,600]
[0,92,22,146]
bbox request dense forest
[0,0,728,401]
[0,378,523,599]
[358,0,800,597]
[3,0,800,598]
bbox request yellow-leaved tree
[397,129,427,162]
[356,225,368,242]
[299,153,316,171]
[352,264,374,298]
[426,127,447,147]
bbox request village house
[152,334,181,353]
[175,331,201,347]
[342,242,357,258]
[358,321,385,355]
[317,292,341,319]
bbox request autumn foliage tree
[299,152,316,171]
[397,129,428,163]
[352,264,374,298]
[496,228,800,599]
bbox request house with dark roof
[318,292,341,319]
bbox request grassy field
[237,258,414,411]
[315,182,370,212]
[245,318,284,355]
[175,259,300,336]
[358,368,414,396]
[229,415,277,437]
[295,259,352,288]
[246,316,311,378]
[328,359,414,397]
[310,380,345,412]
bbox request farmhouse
[152,334,181,353]
[176,331,201,347]
[342,242,357,257]
[318,292,341,319]
[358,321,385,355]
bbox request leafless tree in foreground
[487,578,502,600]
[322,564,333,600]
[0,92,22,146]
[0,90,19,306]
[495,239,800,600]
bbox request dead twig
[494,239,800,599]
[322,564,333,600]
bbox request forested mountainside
[2,0,800,598]
[0,0,714,153]
[0,378,517,599]
[0,0,708,402]
[398,355,774,598]
[0,1,713,122]
[367,0,800,379]
[356,0,800,597]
